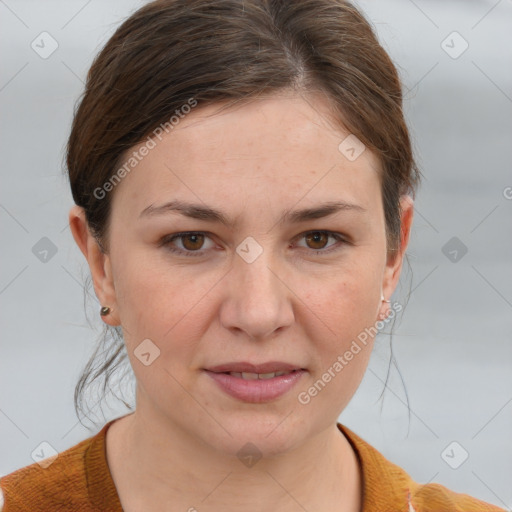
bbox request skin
[69,89,413,512]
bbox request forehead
[111,92,382,220]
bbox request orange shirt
[0,418,506,511]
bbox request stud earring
[100,306,111,316]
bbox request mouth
[216,370,299,380]
[205,361,305,374]
[203,362,307,403]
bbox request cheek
[302,266,379,342]
[336,277,378,332]
[110,250,167,339]
[295,278,377,415]
[112,252,214,361]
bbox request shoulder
[337,423,506,512]
[408,481,506,512]
[0,424,108,512]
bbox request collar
[337,422,416,511]
[84,419,123,510]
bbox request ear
[379,195,414,316]
[68,205,120,326]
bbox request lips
[224,370,292,380]
[204,364,306,403]
[205,361,304,374]
[203,361,307,402]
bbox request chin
[202,408,309,459]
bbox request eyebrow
[139,199,367,228]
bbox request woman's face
[76,91,412,456]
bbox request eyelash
[159,230,349,258]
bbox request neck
[106,407,362,512]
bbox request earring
[379,294,391,321]
[100,306,111,316]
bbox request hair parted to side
[65,0,422,426]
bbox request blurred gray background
[1,0,511,508]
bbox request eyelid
[292,230,348,249]
[158,231,216,255]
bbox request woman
[0,0,505,510]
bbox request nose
[219,248,295,341]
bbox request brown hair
[66,0,422,425]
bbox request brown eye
[161,232,214,257]
[295,230,348,255]
[304,231,329,250]
[180,233,205,251]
